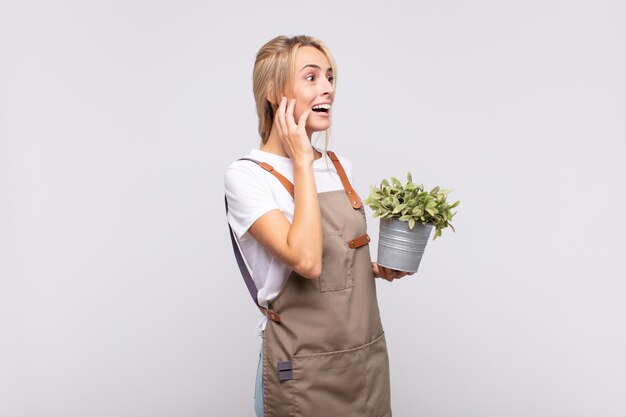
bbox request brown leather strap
[255,161,295,198]
[327,151,362,209]
[259,306,281,323]
[348,234,370,249]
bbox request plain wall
[1,1,625,416]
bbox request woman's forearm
[286,160,323,278]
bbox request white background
[2,1,625,416]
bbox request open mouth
[311,103,331,113]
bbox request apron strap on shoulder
[327,151,362,209]
[238,158,295,198]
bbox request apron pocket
[365,334,392,417]
[290,333,390,417]
[291,345,366,416]
[320,232,354,292]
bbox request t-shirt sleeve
[224,161,281,239]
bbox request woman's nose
[323,78,334,96]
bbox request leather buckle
[348,234,370,249]
[259,307,281,323]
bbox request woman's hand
[274,97,313,164]
[372,262,414,282]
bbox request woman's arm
[247,98,323,279]
[247,163,322,279]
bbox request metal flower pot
[377,218,433,273]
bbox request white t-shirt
[224,148,354,334]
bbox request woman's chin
[306,121,331,134]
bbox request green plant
[364,172,460,240]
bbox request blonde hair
[252,35,337,146]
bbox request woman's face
[288,46,335,136]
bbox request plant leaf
[392,204,406,214]
[426,207,437,216]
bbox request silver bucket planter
[377,218,433,273]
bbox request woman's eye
[306,74,315,81]
[327,76,334,83]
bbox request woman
[224,35,411,417]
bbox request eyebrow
[300,64,333,72]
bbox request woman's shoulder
[224,150,265,192]
[227,149,294,172]
[224,149,292,195]
[317,149,356,187]
[319,149,353,172]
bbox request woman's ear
[265,83,276,105]
[266,84,290,106]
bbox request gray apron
[227,152,391,417]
